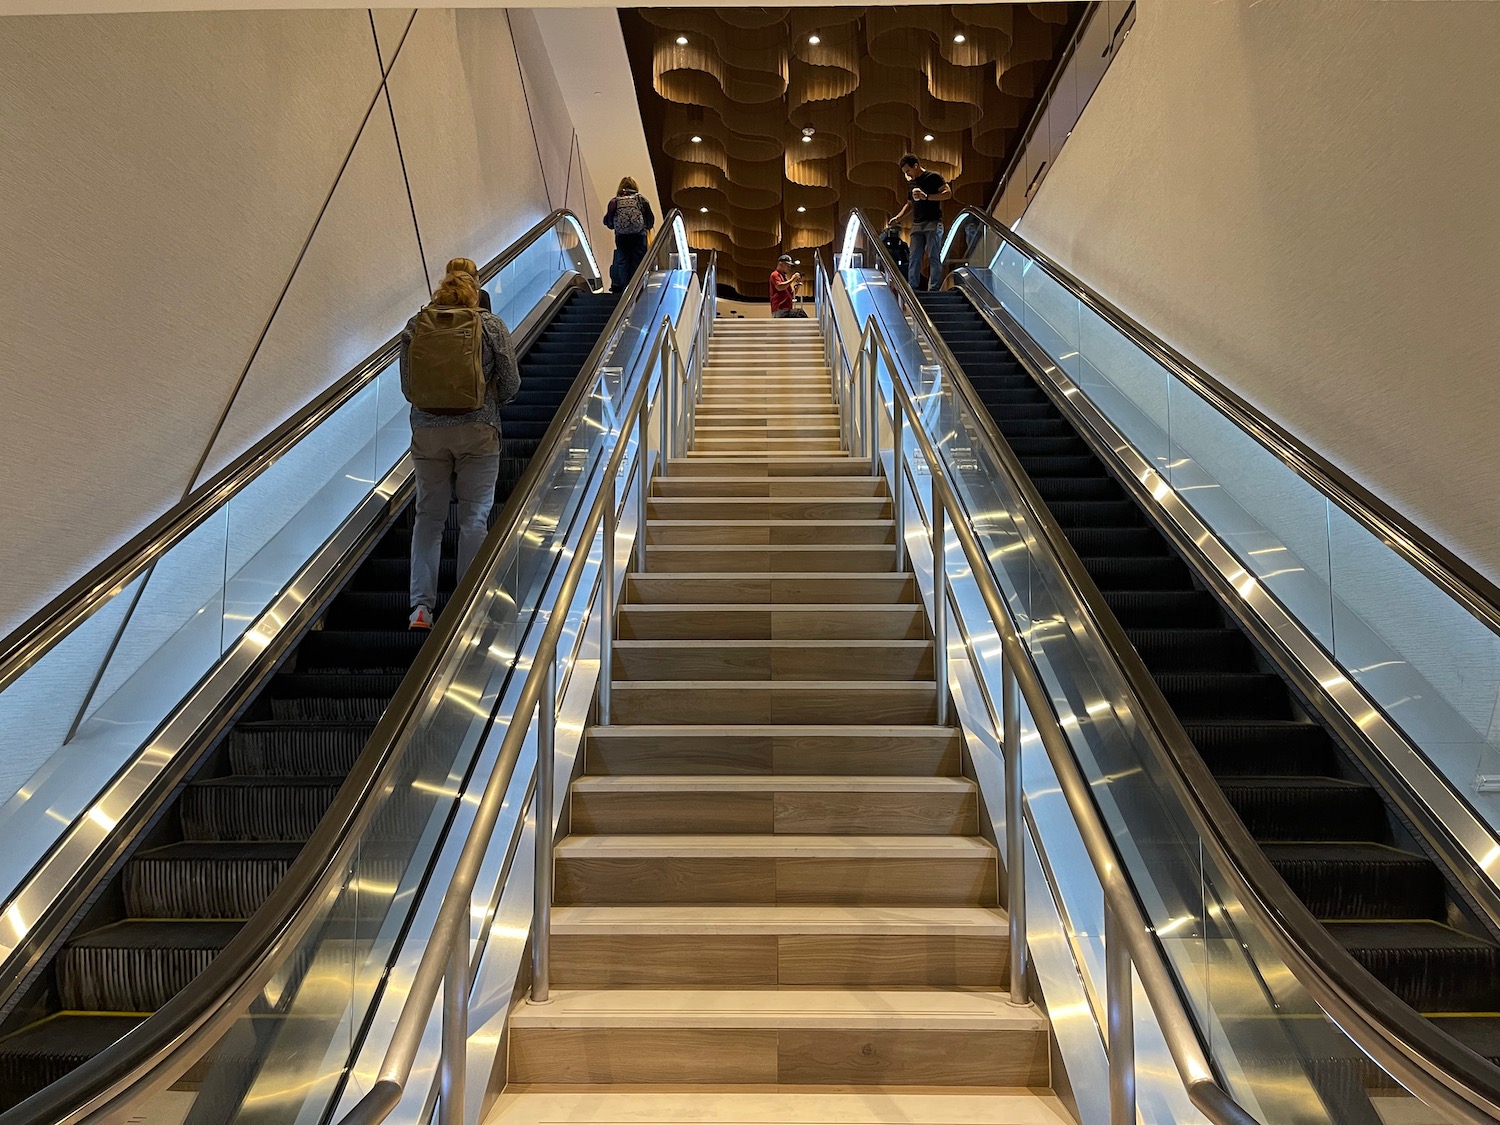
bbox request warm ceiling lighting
[953,33,966,43]
[794,259,802,265]
[801,135,812,143]
[691,135,702,143]
[675,35,688,45]
[796,205,807,213]
[808,34,821,44]
[923,133,935,142]
[699,206,709,213]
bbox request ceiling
[620,3,1082,297]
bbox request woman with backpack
[602,176,656,293]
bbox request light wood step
[694,422,842,438]
[584,725,961,776]
[508,989,1045,1087]
[696,403,839,416]
[549,904,1007,989]
[643,544,897,573]
[648,497,891,520]
[665,457,857,477]
[690,438,845,453]
[554,834,996,906]
[651,476,884,497]
[624,572,918,604]
[611,639,932,681]
[608,681,937,725]
[569,775,976,836]
[647,520,893,546]
[618,603,926,639]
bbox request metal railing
[818,256,1256,1124]
[838,206,1500,1122]
[338,298,709,1125]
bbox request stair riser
[509,1027,1046,1086]
[644,547,897,573]
[625,574,917,605]
[694,424,842,439]
[554,855,996,906]
[178,785,336,842]
[612,645,932,681]
[571,789,975,836]
[649,499,890,520]
[124,856,289,917]
[618,606,927,639]
[690,439,845,453]
[665,459,856,477]
[608,685,938,725]
[647,523,894,546]
[651,478,883,497]
[585,732,960,777]
[549,931,1007,988]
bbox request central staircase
[494,317,1062,1124]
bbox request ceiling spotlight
[794,259,802,265]
[691,135,702,143]
[801,125,816,137]
[808,34,821,45]
[699,206,709,213]
[923,133,935,142]
[796,205,807,213]
[801,135,812,143]
[953,33,966,43]
[675,35,688,45]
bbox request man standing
[890,154,952,291]
[770,254,803,318]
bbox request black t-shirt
[477,288,492,313]
[909,170,947,224]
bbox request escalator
[0,289,621,1108]
[915,286,1500,1069]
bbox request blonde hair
[617,176,638,195]
[432,271,480,308]
[445,257,479,278]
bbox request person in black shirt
[891,154,952,291]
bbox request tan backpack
[406,305,486,414]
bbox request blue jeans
[610,233,649,292]
[907,221,944,291]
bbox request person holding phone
[770,254,805,318]
[890,154,952,291]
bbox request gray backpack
[614,193,646,235]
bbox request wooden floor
[495,318,1058,1123]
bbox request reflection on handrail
[0,209,598,697]
[943,204,1500,641]
[816,255,1258,1125]
[0,214,687,1125]
[339,273,712,1125]
[841,209,1500,1122]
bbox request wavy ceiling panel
[623,5,1080,296]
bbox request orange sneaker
[408,606,433,631]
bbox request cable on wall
[505,9,554,210]
[371,9,433,293]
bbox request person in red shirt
[770,254,803,317]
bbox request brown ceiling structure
[620,4,1082,297]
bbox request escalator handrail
[944,204,1500,641]
[0,213,687,1125]
[0,208,598,698]
[840,210,1500,1122]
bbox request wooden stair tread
[508,990,1044,1031]
[570,775,973,794]
[550,904,1006,934]
[612,639,929,651]
[588,724,955,738]
[555,835,994,858]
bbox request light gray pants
[908,221,945,291]
[409,423,501,612]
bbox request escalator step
[58,920,242,1011]
[324,594,450,631]
[1263,842,1444,919]
[180,776,343,841]
[1080,555,1193,591]
[0,1015,146,1108]
[1183,720,1339,775]
[295,630,428,674]
[981,402,1056,421]
[1006,436,1089,458]
[1103,591,1223,628]
[125,841,301,917]
[1124,627,1253,671]
[1326,921,1500,1013]
[350,559,456,592]
[229,721,377,775]
[269,695,391,722]
[1064,527,1168,557]
[1154,672,1294,719]
[1047,500,1141,526]
[996,418,1076,439]
[1016,456,1102,478]
[1219,777,1387,840]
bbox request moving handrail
[338,301,707,1125]
[0,209,596,696]
[0,214,685,1125]
[819,256,1257,1125]
[943,204,1500,639]
[842,209,1500,1121]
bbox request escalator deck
[0,290,620,1109]
[916,288,1500,1070]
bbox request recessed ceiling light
[808,34,821,45]
[923,133,935,142]
[675,35,688,45]
[801,135,812,143]
[953,33,966,43]
[796,205,807,213]
[700,206,708,213]
[691,135,702,143]
[794,259,802,265]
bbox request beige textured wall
[0,7,599,635]
[1017,0,1500,581]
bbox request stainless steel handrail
[839,211,1500,1121]
[339,299,708,1125]
[946,203,1500,641]
[0,208,597,697]
[817,263,1258,1124]
[0,214,686,1125]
